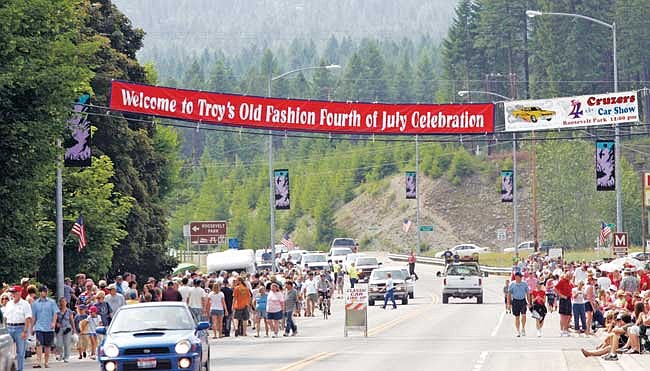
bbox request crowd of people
[505,254,650,361]
[0,262,351,371]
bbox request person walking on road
[207,283,227,339]
[555,273,574,336]
[382,272,398,309]
[54,297,75,363]
[408,251,419,280]
[5,286,32,371]
[221,280,234,337]
[284,281,298,336]
[507,272,531,337]
[531,281,547,337]
[232,277,251,337]
[31,285,58,368]
[188,279,206,321]
[266,283,285,338]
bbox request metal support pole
[513,133,518,258]
[56,140,64,297]
[415,135,421,255]
[613,22,622,233]
[268,76,276,272]
[642,173,646,255]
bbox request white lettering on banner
[265,105,316,126]
[411,111,485,130]
[197,99,227,120]
[121,89,177,113]
[319,109,362,127]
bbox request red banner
[109,80,494,135]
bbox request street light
[458,90,521,258]
[267,64,341,272]
[527,10,622,234]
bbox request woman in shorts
[531,281,548,337]
[545,276,557,313]
[207,283,227,339]
[265,283,285,338]
[253,286,269,337]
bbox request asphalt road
[45,259,650,371]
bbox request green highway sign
[419,225,434,232]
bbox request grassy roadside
[419,247,644,268]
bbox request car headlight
[103,343,119,358]
[175,340,191,354]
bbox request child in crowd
[75,305,89,359]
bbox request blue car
[96,302,210,371]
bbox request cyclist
[317,272,334,316]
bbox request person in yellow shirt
[348,262,359,288]
[125,292,139,305]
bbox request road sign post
[612,232,628,257]
[419,225,434,232]
[344,284,368,337]
[189,221,227,245]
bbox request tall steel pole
[613,22,622,233]
[513,133,519,258]
[56,140,64,297]
[415,135,421,254]
[268,76,276,272]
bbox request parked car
[368,267,409,306]
[503,241,535,253]
[399,267,416,299]
[354,256,381,282]
[328,247,353,264]
[434,244,488,258]
[0,316,16,371]
[301,253,330,272]
[442,261,483,304]
[330,238,356,249]
[97,302,210,371]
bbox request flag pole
[56,139,64,298]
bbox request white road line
[472,351,489,371]
[491,311,505,337]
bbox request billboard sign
[504,91,638,132]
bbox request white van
[207,249,256,274]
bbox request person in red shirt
[531,281,547,337]
[639,269,649,291]
[554,273,574,336]
[408,251,419,280]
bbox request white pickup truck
[442,261,483,304]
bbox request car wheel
[442,294,449,304]
[530,115,537,123]
[402,296,408,305]
[477,296,483,304]
[369,299,375,306]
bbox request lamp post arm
[537,11,613,29]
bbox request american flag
[599,222,612,246]
[71,215,87,252]
[402,219,412,233]
[281,233,295,249]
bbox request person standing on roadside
[284,281,298,336]
[162,281,182,302]
[105,284,125,317]
[349,262,359,288]
[408,251,419,280]
[232,277,251,337]
[221,281,234,337]
[507,272,531,337]
[554,272,574,336]
[31,285,58,368]
[5,286,32,371]
[382,272,397,310]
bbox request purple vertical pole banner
[596,141,615,191]
[406,171,416,199]
[64,93,92,167]
[501,170,513,203]
[274,169,290,210]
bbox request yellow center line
[367,293,438,337]
[275,352,337,371]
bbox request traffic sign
[228,238,239,249]
[189,221,227,245]
[419,225,434,232]
[644,173,650,189]
[612,232,628,257]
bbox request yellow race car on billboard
[511,106,556,123]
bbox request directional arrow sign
[189,221,227,245]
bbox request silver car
[0,318,16,371]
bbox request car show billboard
[504,91,638,132]
[110,80,495,135]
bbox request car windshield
[446,265,480,276]
[303,254,326,263]
[332,248,352,256]
[356,258,377,265]
[109,306,195,333]
[333,239,355,247]
[371,270,404,280]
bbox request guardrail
[387,253,511,275]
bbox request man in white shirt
[597,271,612,292]
[188,279,206,321]
[178,277,192,303]
[574,265,588,285]
[302,273,318,317]
[5,286,32,371]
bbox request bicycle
[322,294,330,320]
